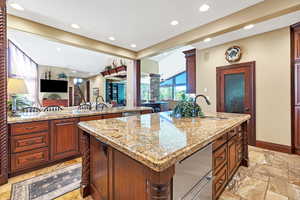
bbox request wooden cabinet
[11,132,49,153]
[90,137,109,200]
[51,118,80,161]
[11,121,48,136]
[227,135,238,178]
[11,147,49,172]
[80,115,102,122]
[183,49,196,93]
[8,110,153,176]
[294,27,300,61]
[102,113,122,119]
[212,125,244,200]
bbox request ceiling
[149,10,300,62]
[8,29,115,75]
[7,0,263,51]
[193,10,300,49]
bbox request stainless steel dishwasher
[173,144,212,200]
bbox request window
[160,71,187,101]
[8,41,39,105]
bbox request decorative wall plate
[225,46,242,63]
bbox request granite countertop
[7,106,152,124]
[78,111,250,172]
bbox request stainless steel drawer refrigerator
[173,144,212,200]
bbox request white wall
[196,27,291,146]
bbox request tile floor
[0,146,299,200]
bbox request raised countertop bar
[7,106,152,124]
[78,111,250,172]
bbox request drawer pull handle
[26,141,36,145]
[216,156,225,160]
[25,127,36,130]
[26,156,38,161]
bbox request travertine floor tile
[265,190,288,200]
[234,176,268,200]
[0,147,299,200]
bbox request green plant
[172,98,204,118]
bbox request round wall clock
[225,46,242,63]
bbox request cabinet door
[90,136,109,200]
[227,137,237,178]
[51,118,80,160]
[294,28,300,61]
[295,107,300,152]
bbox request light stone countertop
[7,106,152,124]
[78,111,251,172]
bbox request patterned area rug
[11,164,81,200]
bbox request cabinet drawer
[11,132,49,153]
[11,147,49,172]
[228,128,237,139]
[11,121,49,136]
[213,133,227,151]
[80,115,102,121]
[213,164,227,198]
[213,144,227,172]
[102,113,122,119]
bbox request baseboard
[256,140,292,154]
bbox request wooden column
[291,23,300,155]
[0,0,8,186]
[183,49,196,94]
[134,60,141,106]
[80,131,90,197]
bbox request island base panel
[81,134,174,200]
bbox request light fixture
[203,37,212,42]
[10,3,24,11]
[72,70,77,73]
[170,20,179,26]
[73,78,83,85]
[131,44,137,48]
[244,24,254,30]
[56,47,61,52]
[199,4,210,12]
[71,24,80,29]
[109,36,116,41]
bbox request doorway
[216,61,256,146]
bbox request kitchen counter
[78,112,250,172]
[78,111,250,200]
[7,106,152,124]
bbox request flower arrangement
[172,94,205,118]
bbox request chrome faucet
[95,95,108,111]
[96,95,104,104]
[194,94,211,106]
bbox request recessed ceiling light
[56,47,61,52]
[71,24,80,29]
[109,36,116,41]
[244,24,254,30]
[203,37,212,42]
[199,4,210,12]
[170,20,179,26]
[10,3,24,11]
[131,44,137,48]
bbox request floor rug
[11,163,81,200]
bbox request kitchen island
[78,111,250,200]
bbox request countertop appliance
[173,143,212,200]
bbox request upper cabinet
[294,27,300,62]
[183,49,196,94]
